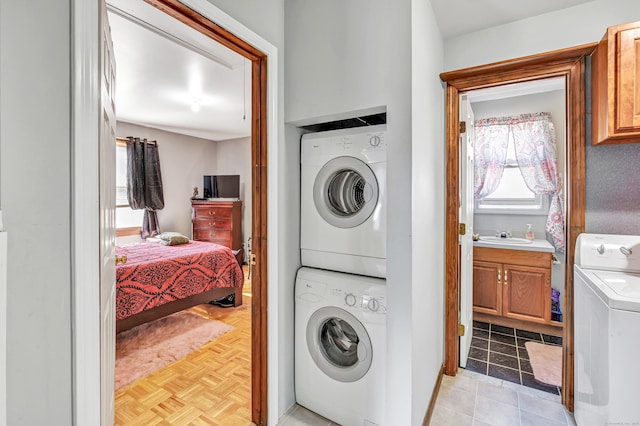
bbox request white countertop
[473,237,555,253]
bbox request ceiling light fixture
[191,98,201,112]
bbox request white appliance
[295,267,386,426]
[574,233,640,426]
[300,125,387,278]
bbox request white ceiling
[107,0,251,141]
[431,0,596,39]
[107,0,595,142]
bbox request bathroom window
[475,137,549,215]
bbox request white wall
[0,0,73,424]
[215,136,252,253]
[444,0,640,71]
[410,0,445,423]
[116,121,219,238]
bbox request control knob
[369,135,382,147]
[367,298,380,312]
[596,244,605,255]
[344,293,357,307]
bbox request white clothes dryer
[295,267,386,426]
[300,125,387,278]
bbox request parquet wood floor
[115,266,253,426]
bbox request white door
[99,1,117,424]
[459,95,475,368]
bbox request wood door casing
[502,265,550,323]
[440,43,592,411]
[472,261,501,316]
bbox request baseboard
[422,364,445,426]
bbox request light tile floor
[277,369,577,425]
[278,404,339,426]
[431,369,577,426]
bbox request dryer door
[306,306,373,383]
[313,156,379,229]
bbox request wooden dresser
[191,200,243,251]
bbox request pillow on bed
[157,232,190,246]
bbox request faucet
[495,230,512,238]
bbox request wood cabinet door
[502,264,550,324]
[472,261,501,316]
[616,26,640,134]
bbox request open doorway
[440,43,593,410]
[459,78,568,396]
[106,1,265,423]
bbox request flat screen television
[203,175,240,199]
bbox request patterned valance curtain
[473,117,510,199]
[474,113,565,252]
[126,137,165,238]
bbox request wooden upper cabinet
[592,21,640,145]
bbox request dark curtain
[126,137,165,238]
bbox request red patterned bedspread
[115,240,243,320]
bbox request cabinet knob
[504,270,508,285]
[209,211,215,215]
[497,270,501,282]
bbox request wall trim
[422,364,445,426]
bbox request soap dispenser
[525,224,535,241]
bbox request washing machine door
[306,306,373,383]
[313,156,379,229]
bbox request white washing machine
[300,125,387,278]
[295,267,386,426]
[574,233,640,426]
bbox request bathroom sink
[478,236,533,244]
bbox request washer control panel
[331,287,387,314]
[577,233,640,273]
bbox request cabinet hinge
[458,324,465,336]
[459,223,466,235]
[459,121,467,134]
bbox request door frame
[439,43,595,411]
[72,0,278,424]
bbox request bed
[115,240,244,333]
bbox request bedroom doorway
[106,0,268,424]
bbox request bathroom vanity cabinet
[592,20,640,145]
[473,246,553,325]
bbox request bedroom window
[116,140,143,235]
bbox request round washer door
[313,156,379,229]
[306,306,372,383]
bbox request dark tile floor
[465,320,563,395]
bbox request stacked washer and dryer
[295,125,387,426]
